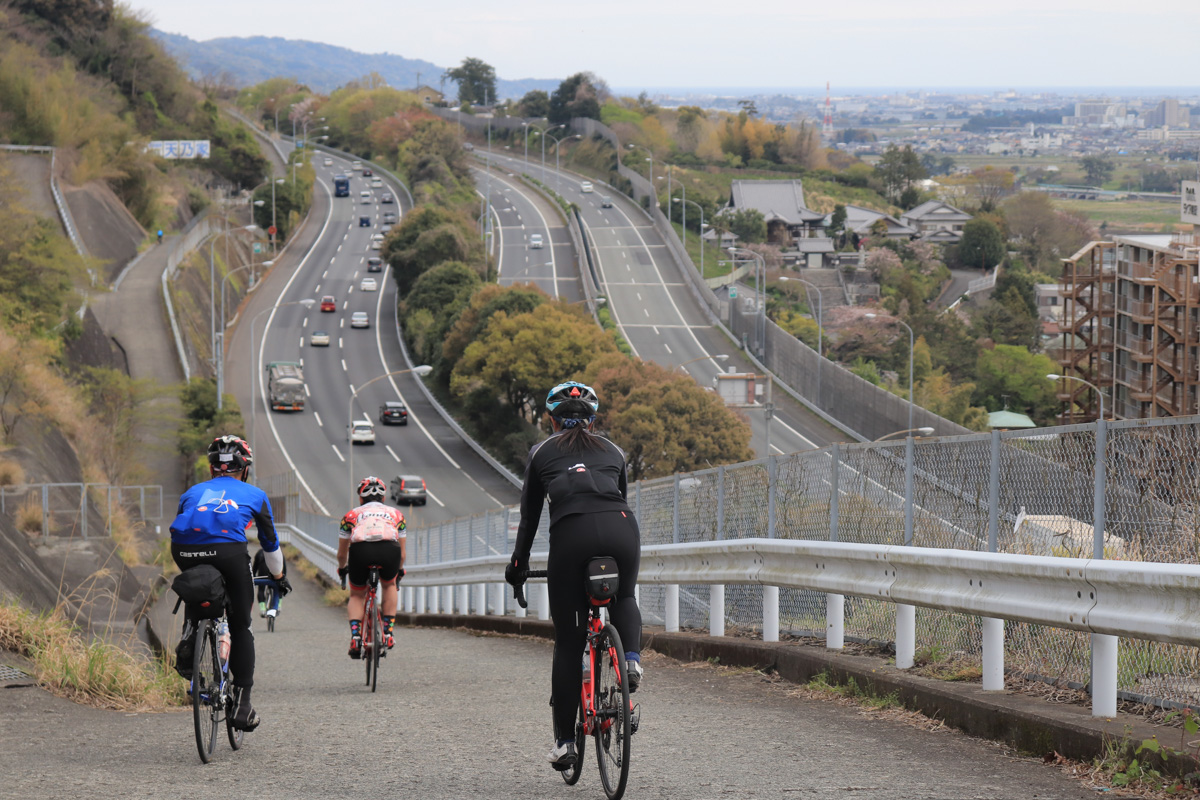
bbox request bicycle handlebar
[512,569,548,609]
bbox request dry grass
[0,458,24,486]
[280,543,347,607]
[0,602,186,710]
[15,493,42,535]
[106,503,143,566]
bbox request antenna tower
[823,81,833,137]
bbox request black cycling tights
[172,542,256,688]
[547,510,642,740]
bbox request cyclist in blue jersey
[170,435,291,731]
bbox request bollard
[709,584,725,638]
[826,593,844,650]
[763,585,779,642]
[1092,633,1118,717]
[665,584,680,632]
[895,604,915,669]
[536,583,550,621]
[416,586,426,614]
[473,583,486,615]
[982,617,1004,690]
[457,584,469,614]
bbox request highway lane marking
[258,176,335,517]
[577,214,639,359]
[636,292,642,301]
[314,411,322,427]
[298,336,304,349]
[643,308,649,317]
[605,281,687,286]
[340,318,345,327]
[664,343,672,353]
[299,357,304,368]
[331,444,345,462]
[315,284,321,292]
[303,317,308,327]
[339,337,343,348]
[304,384,311,397]
[341,358,348,372]
[337,244,342,252]
[623,323,708,329]
[385,445,401,463]
[424,489,446,508]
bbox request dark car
[380,401,408,425]
[601,195,614,208]
[362,167,373,177]
[367,257,383,272]
[391,474,427,506]
[359,215,371,227]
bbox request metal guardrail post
[895,437,917,669]
[982,429,1005,690]
[763,453,780,642]
[827,443,844,649]
[1092,418,1117,717]
[666,473,681,631]
[536,583,550,621]
[711,465,725,637]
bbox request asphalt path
[481,150,844,457]
[0,570,1101,800]
[225,150,518,537]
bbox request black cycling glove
[504,555,527,587]
[275,576,293,597]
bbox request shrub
[0,459,24,486]
[16,494,42,536]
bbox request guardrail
[0,144,88,260]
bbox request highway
[478,148,845,457]
[225,148,519,540]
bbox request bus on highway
[334,174,350,197]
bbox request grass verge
[281,543,348,607]
[0,602,185,710]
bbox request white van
[360,190,373,204]
[580,181,594,193]
[529,233,543,249]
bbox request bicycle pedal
[630,703,641,734]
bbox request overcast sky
[135,0,1197,92]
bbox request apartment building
[1058,233,1200,422]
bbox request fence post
[895,437,916,669]
[42,484,49,539]
[711,466,725,638]
[536,583,550,621]
[982,429,1005,690]
[80,483,87,540]
[827,443,844,650]
[763,454,779,642]
[1092,418,1117,717]
[473,583,486,616]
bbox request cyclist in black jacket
[506,381,642,769]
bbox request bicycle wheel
[593,623,631,800]
[363,600,374,688]
[191,621,220,763]
[561,664,588,786]
[226,681,245,750]
[370,607,381,693]
[267,589,276,633]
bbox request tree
[970,288,1039,351]
[403,262,483,366]
[827,204,847,246]
[958,218,1005,271]
[444,57,496,106]
[450,304,618,423]
[874,144,925,201]
[966,167,1015,212]
[583,353,753,481]
[1080,155,1115,187]
[549,73,603,125]
[973,345,1059,424]
[517,90,550,118]
[441,284,548,377]
[383,206,476,296]
[722,208,767,244]
[79,366,161,484]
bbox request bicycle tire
[192,621,220,763]
[370,606,381,693]
[267,611,275,633]
[363,597,374,688]
[561,661,588,786]
[593,623,631,800]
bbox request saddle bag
[171,565,227,619]
[584,557,619,604]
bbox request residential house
[838,205,918,241]
[413,85,445,105]
[721,180,825,246]
[901,200,972,244]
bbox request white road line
[299,357,304,368]
[643,308,649,317]
[331,444,345,462]
[323,270,328,278]
[314,411,323,427]
[424,489,446,508]
[339,337,343,348]
[341,358,348,372]
[303,317,308,327]
[315,284,321,292]
[664,344,672,354]
[385,445,401,463]
[340,318,345,328]
[299,336,304,348]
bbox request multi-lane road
[227,149,519,541]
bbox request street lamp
[779,276,824,407]
[348,366,433,505]
[529,123,565,184]
[269,178,285,253]
[216,260,274,410]
[626,143,654,207]
[210,223,259,361]
[673,194,706,278]
[1046,373,1105,421]
[544,131,580,181]
[674,353,729,373]
[249,298,316,464]
[521,121,542,168]
[864,312,916,431]
[728,247,767,359]
[875,427,935,442]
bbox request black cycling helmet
[546,381,599,424]
[208,435,253,475]
[357,475,387,500]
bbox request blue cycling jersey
[170,476,280,553]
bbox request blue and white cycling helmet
[545,381,599,428]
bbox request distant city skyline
[133,0,1198,92]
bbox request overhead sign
[147,140,211,159]
[715,373,758,407]
[1183,181,1200,225]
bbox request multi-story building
[1143,99,1190,128]
[1058,233,1200,422]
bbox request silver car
[390,474,427,506]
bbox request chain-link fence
[0,482,163,539]
[266,414,1200,710]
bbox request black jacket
[513,430,630,562]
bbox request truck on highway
[266,361,305,411]
[334,174,350,197]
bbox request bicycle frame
[579,603,619,738]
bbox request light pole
[627,143,653,208]
[780,276,823,406]
[728,247,766,359]
[673,353,728,374]
[865,312,916,431]
[1046,373,1105,422]
[249,298,315,464]
[269,98,279,132]
[216,260,273,410]
[544,132,579,182]
[270,178,284,253]
[531,123,564,184]
[210,223,259,362]
[348,366,433,505]
[673,195,706,278]
[875,426,935,442]
[521,122,542,168]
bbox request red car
[320,295,336,312]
